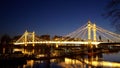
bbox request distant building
[52,35,78,41]
[40,35,50,41]
[53,35,63,41]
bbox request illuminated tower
[25,30,28,46]
[93,23,96,42]
[87,20,92,42]
[32,31,35,46]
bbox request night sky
[0,0,111,37]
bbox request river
[0,45,120,68]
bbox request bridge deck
[14,41,101,45]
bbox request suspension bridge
[14,20,120,46]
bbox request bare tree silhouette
[104,0,120,32]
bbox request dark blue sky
[0,0,111,37]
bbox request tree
[104,0,120,32]
[0,34,11,45]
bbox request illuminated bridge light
[14,41,101,45]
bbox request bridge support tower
[25,31,28,46]
[93,23,96,42]
[87,20,92,43]
[87,20,97,49]
[24,31,35,46]
[32,31,35,46]
[87,20,97,43]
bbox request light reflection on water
[1,46,120,68]
[23,57,120,68]
[17,48,120,68]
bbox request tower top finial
[25,30,28,33]
[87,19,92,24]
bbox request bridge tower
[24,30,28,46]
[93,23,96,42]
[87,20,97,43]
[24,30,35,46]
[32,31,35,46]
[87,20,92,42]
